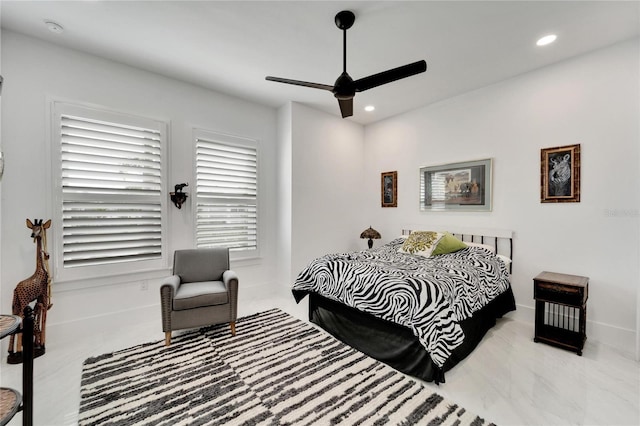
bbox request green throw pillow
[431,232,467,256]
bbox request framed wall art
[541,144,580,203]
[381,171,397,207]
[420,158,492,212]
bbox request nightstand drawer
[534,281,587,306]
[533,271,588,306]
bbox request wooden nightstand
[533,271,589,355]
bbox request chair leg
[165,332,171,346]
[230,322,236,336]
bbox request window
[52,102,167,282]
[195,129,258,257]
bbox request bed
[292,230,516,384]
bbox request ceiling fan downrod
[335,10,355,74]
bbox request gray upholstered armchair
[160,248,238,345]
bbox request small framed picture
[381,171,397,207]
[541,144,581,203]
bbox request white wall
[3,28,637,358]
[0,31,278,328]
[276,102,293,288]
[363,38,640,355]
[0,18,3,333]
[289,103,365,282]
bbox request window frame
[192,128,260,261]
[50,101,169,283]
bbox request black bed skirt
[294,287,516,384]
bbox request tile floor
[1,288,638,425]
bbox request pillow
[465,242,496,254]
[496,254,512,268]
[399,231,444,257]
[431,232,467,256]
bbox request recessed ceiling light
[536,34,557,46]
[364,105,375,112]
[44,20,64,34]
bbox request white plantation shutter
[195,130,258,254]
[53,103,167,280]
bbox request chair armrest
[161,275,180,294]
[223,270,238,287]
[223,270,239,321]
[160,275,180,332]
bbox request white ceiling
[2,1,639,125]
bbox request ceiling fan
[266,10,427,118]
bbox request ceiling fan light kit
[266,10,427,118]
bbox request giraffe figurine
[7,218,52,364]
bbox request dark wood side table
[533,271,589,355]
[1,315,22,426]
[0,308,34,426]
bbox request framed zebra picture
[541,144,581,203]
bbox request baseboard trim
[48,303,159,330]
[511,303,636,358]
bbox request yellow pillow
[431,232,467,256]
[399,231,444,257]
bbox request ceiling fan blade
[354,60,427,92]
[338,98,353,118]
[265,76,334,91]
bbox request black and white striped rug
[79,309,495,425]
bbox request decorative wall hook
[170,183,189,209]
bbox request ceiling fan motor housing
[333,72,355,100]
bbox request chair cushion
[173,281,229,311]
[174,248,229,283]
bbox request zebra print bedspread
[292,238,511,368]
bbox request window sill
[54,267,172,293]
